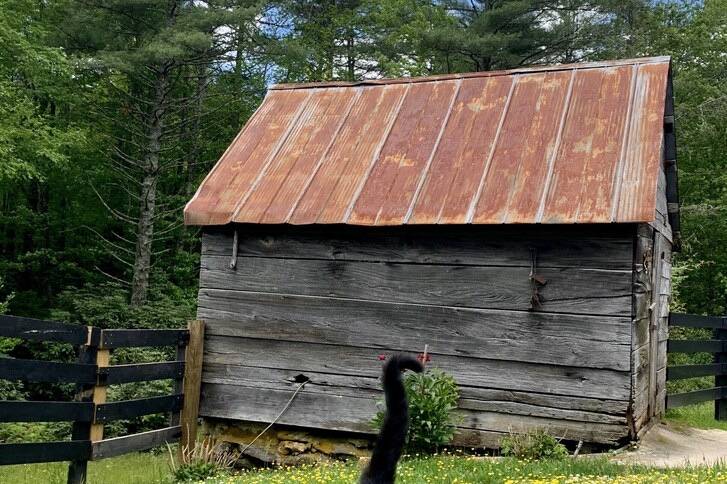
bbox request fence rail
[0,315,204,484]
[666,312,727,421]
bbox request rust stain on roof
[185,57,672,226]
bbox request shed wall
[197,226,635,446]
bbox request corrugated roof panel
[184,57,673,227]
[540,66,632,223]
[410,75,514,224]
[472,73,549,224]
[614,62,669,222]
[501,70,572,224]
[348,81,458,225]
[185,89,310,225]
[310,84,409,224]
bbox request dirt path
[612,421,727,468]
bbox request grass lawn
[1,451,726,484]
[0,451,170,484]
[665,401,727,431]
[3,405,727,484]
[217,455,727,483]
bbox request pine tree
[58,0,263,305]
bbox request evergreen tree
[56,0,263,305]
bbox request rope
[240,380,307,455]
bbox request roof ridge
[269,56,671,91]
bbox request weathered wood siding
[631,223,672,438]
[197,226,635,446]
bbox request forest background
[0,0,725,440]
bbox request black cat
[360,354,423,484]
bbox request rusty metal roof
[185,57,672,226]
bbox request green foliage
[169,437,237,483]
[54,281,195,330]
[666,401,727,432]
[172,461,221,483]
[500,429,569,461]
[0,421,71,444]
[373,368,460,453]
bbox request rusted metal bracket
[529,248,547,310]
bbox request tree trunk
[130,66,168,307]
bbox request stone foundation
[204,419,373,467]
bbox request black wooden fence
[666,312,727,420]
[0,315,204,483]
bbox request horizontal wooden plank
[667,387,727,409]
[102,361,185,384]
[92,426,181,460]
[198,291,630,371]
[203,363,627,425]
[100,329,188,348]
[0,441,91,465]
[200,383,628,444]
[203,227,634,269]
[0,358,97,384]
[0,400,94,422]
[668,340,727,354]
[667,363,727,380]
[204,335,631,401]
[200,255,631,316]
[0,315,88,345]
[94,394,184,422]
[670,313,726,329]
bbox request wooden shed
[184,56,679,450]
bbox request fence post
[178,320,204,461]
[716,317,727,421]
[90,337,111,443]
[67,327,100,484]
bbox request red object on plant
[378,354,387,361]
[417,353,432,363]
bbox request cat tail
[360,354,423,484]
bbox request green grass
[4,432,727,484]
[207,454,727,483]
[665,402,727,431]
[0,451,170,484]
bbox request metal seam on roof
[499,72,547,224]
[343,83,411,223]
[403,79,462,224]
[230,89,314,223]
[284,87,363,223]
[183,90,274,223]
[535,69,577,223]
[610,64,639,222]
[466,75,518,224]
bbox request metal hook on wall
[529,247,547,310]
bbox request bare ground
[612,421,727,468]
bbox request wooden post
[67,327,100,484]
[170,331,187,427]
[716,317,727,421]
[179,320,204,460]
[90,344,110,442]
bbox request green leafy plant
[373,368,460,453]
[168,437,237,482]
[500,429,569,460]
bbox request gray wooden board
[198,290,630,371]
[200,255,632,317]
[202,229,634,269]
[203,335,631,401]
[92,426,181,460]
[202,363,627,424]
[200,383,628,444]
